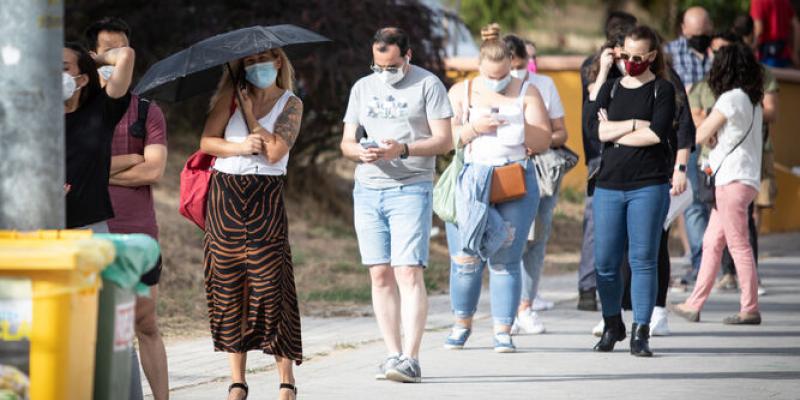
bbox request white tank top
[213,90,295,176]
[464,79,529,166]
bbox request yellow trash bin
[0,230,115,400]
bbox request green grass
[292,249,308,266]
[559,186,585,204]
[303,286,372,303]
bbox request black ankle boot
[593,314,626,352]
[630,323,653,357]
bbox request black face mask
[687,34,712,54]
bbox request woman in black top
[63,42,134,230]
[589,26,675,357]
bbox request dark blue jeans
[593,184,669,325]
[683,150,710,279]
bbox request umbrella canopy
[133,24,330,102]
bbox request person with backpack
[577,11,639,313]
[85,17,169,400]
[586,25,676,357]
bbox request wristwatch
[400,143,410,159]
[674,163,687,172]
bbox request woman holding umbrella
[200,47,302,400]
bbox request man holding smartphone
[340,27,453,384]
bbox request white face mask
[63,72,78,101]
[376,57,409,86]
[509,68,527,80]
[484,74,512,93]
[97,65,114,81]
[616,60,627,75]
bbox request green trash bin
[92,234,160,400]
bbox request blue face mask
[244,61,278,89]
[484,74,512,93]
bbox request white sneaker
[531,295,555,311]
[592,310,624,336]
[592,318,604,337]
[512,309,546,335]
[650,306,671,336]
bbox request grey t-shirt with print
[343,65,453,189]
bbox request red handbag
[178,99,236,230]
[178,150,216,230]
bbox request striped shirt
[665,36,711,86]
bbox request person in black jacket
[576,11,638,313]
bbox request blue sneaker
[493,332,516,353]
[443,325,471,350]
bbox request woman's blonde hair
[209,47,295,111]
[479,23,510,62]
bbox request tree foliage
[447,0,538,37]
[606,0,749,37]
[64,0,447,166]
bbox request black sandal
[280,383,298,397]
[228,382,249,400]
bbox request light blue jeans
[446,163,539,326]
[521,184,561,302]
[353,181,433,267]
[593,184,670,325]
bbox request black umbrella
[133,24,331,102]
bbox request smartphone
[355,125,368,142]
[489,107,507,125]
[360,139,380,149]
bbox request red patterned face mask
[624,59,651,76]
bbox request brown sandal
[723,312,761,325]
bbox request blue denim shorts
[353,181,433,267]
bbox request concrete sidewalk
[156,234,800,399]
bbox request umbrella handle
[226,63,259,156]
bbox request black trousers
[622,228,671,310]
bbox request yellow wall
[539,70,588,191]
[770,76,800,168]
[760,165,800,233]
[447,62,800,233]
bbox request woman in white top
[673,42,764,326]
[504,34,570,335]
[200,48,303,400]
[443,34,551,353]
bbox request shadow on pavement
[423,370,800,384]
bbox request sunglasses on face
[370,63,404,74]
[619,51,655,63]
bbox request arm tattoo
[274,97,303,148]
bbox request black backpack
[128,97,151,139]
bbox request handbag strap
[460,79,473,156]
[711,104,757,178]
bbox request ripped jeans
[445,170,539,326]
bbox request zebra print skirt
[203,171,302,364]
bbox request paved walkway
[154,233,800,399]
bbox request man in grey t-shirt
[340,27,453,383]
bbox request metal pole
[0,0,64,230]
